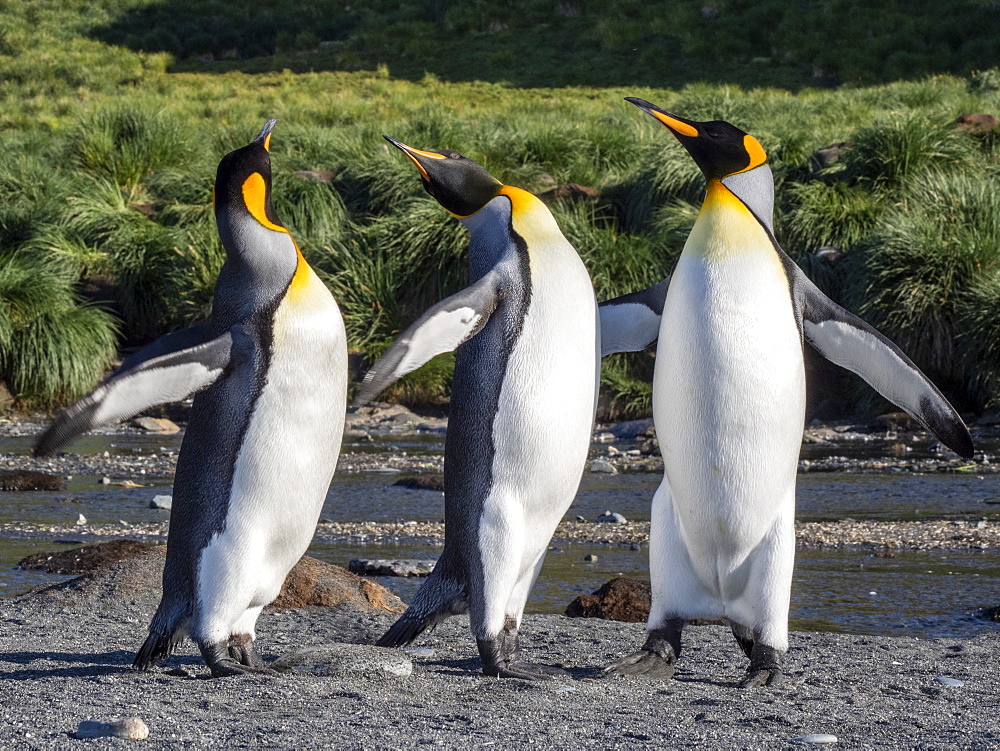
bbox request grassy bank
[0,2,999,416]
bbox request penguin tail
[377,571,467,648]
[133,627,184,671]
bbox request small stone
[76,514,87,526]
[132,416,180,434]
[589,459,618,474]
[582,554,598,562]
[348,559,435,577]
[869,590,877,596]
[393,474,444,492]
[575,515,587,522]
[596,511,627,524]
[74,717,149,740]
[402,647,435,658]
[933,676,964,687]
[149,495,173,510]
[593,432,616,443]
[791,734,837,745]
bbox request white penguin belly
[656,250,804,605]
[480,249,598,586]
[197,277,347,630]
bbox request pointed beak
[383,135,446,181]
[253,119,278,152]
[625,97,700,138]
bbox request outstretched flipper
[354,270,502,404]
[790,266,974,458]
[598,277,670,356]
[35,326,235,456]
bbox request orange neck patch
[498,185,541,214]
[241,172,287,233]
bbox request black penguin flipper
[377,610,435,648]
[354,270,502,405]
[598,276,671,356]
[790,263,974,458]
[35,327,236,457]
[133,629,184,671]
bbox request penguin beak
[383,135,447,182]
[253,119,278,152]
[624,98,700,139]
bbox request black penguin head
[384,136,502,217]
[625,97,768,181]
[214,119,287,232]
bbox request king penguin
[35,121,348,677]
[600,99,974,687]
[355,137,599,679]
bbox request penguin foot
[228,636,265,669]
[601,622,682,679]
[739,643,784,688]
[476,635,567,681]
[200,640,277,679]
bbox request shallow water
[2,431,999,640]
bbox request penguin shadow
[0,649,136,680]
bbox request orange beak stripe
[648,110,699,138]
[397,143,446,181]
[262,132,272,152]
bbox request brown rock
[17,539,157,574]
[565,577,650,622]
[869,411,918,432]
[131,416,180,434]
[20,543,404,615]
[953,113,998,134]
[810,141,851,170]
[0,469,66,491]
[393,474,444,491]
[272,556,405,613]
[536,183,600,203]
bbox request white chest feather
[198,265,348,607]
[655,189,804,553]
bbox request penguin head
[214,119,286,239]
[384,136,502,218]
[625,97,767,181]
[626,97,774,229]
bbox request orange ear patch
[743,135,768,170]
[241,172,287,233]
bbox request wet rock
[791,734,837,745]
[603,418,655,440]
[403,646,435,658]
[17,539,159,574]
[574,515,587,522]
[582,554,598,562]
[593,432,616,443]
[810,140,850,170]
[536,183,600,203]
[348,558,435,577]
[270,644,412,678]
[272,556,406,612]
[75,514,87,525]
[596,511,627,523]
[131,416,180,434]
[953,113,998,134]
[814,246,843,266]
[590,459,618,474]
[565,577,650,622]
[74,717,149,740]
[0,470,66,491]
[149,495,172,510]
[393,474,444,492]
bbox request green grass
[0,2,999,415]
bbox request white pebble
[74,717,149,740]
[933,676,964,687]
[868,591,877,596]
[589,458,618,474]
[75,514,87,526]
[791,734,838,744]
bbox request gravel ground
[4,518,1000,553]
[0,586,997,749]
